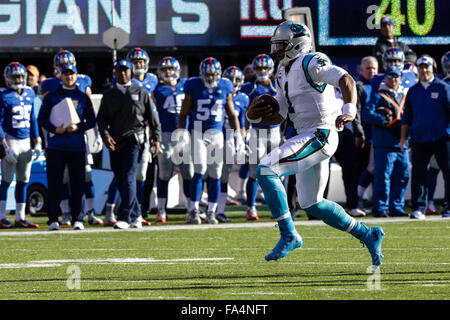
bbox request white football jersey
[275,52,348,134]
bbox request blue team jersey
[184,77,233,133]
[241,80,278,128]
[41,74,92,94]
[223,91,249,131]
[0,87,39,140]
[153,78,187,132]
[131,73,158,94]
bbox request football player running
[216,66,248,222]
[246,21,385,268]
[241,54,280,221]
[152,56,193,223]
[104,48,158,226]
[0,62,41,228]
[178,57,242,224]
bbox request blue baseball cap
[385,66,402,78]
[380,16,394,26]
[114,59,132,70]
[61,64,77,74]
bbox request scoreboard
[0,0,448,48]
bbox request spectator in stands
[96,60,161,229]
[400,55,450,219]
[363,66,410,217]
[26,65,42,96]
[373,17,416,73]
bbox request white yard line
[0,216,446,237]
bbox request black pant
[141,159,157,216]
[410,137,450,211]
[46,149,85,224]
[333,128,360,209]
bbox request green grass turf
[0,206,449,300]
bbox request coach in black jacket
[97,60,161,229]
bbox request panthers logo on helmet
[290,24,309,38]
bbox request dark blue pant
[46,149,86,224]
[109,138,142,223]
[411,138,450,211]
[373,147,410,215]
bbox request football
[247,94,281,125]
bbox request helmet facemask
[202,71,220,89]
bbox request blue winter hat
[380,16,394,26]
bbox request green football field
[0,206,449,302]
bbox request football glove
[5,148,17,164]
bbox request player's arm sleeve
[37,94,58,133]
[307,54,348,87]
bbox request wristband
[342,103,357,118]
[245,112,262,124]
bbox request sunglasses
[386,73,400,79]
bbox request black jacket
[96,84,161,149]
[372,37,417,72]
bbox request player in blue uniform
[215,66,248,222]
[152,57,193,223]
[178,57,243,224]
[104,48,158,226]
[240,54,279,220]
[0,62,41,228]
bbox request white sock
[208,202,218,213]
[157,198,167,212]
[0,201,6,220]
[60,199,70,214]
[239,178,246,193]
[190,201,199,211]
[85,197,95,212]
[216,192,227,214]
[15,203,26,221]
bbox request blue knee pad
[255,165,290,219]
[190,173,204,202]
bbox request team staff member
[400,55,450,219]
[97,60,161,229]
[38,64,96,231]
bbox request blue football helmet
[126,47,150,76]
[157,56,181,82]
[199,57,222,89]
[382,47,405,71]
[441,51,450,76]
[53,50,76,75]
[3,62,27,90]
[222,66,244,92]
[252,54,274,82]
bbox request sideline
[0,216,446,237]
